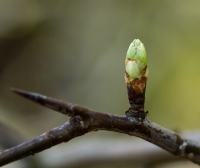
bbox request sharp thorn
[10,88,46,101]
[10,88,73,116]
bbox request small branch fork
[0,88,200,166]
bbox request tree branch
[0,88,200,166]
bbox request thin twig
[0,88,200,166]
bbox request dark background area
[0,0,200,167]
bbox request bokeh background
[0,0,200,168]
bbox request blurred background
[0,0,200,167]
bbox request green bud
[125,39,148,85]
[125,39,148,120]
[126,39,147,69]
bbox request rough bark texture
[0,88,200,166]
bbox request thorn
[10,88,71,116]
[10,88,46,102]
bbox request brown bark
[0,88,200,166]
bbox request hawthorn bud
[125,39,148,120]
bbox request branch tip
[10,87,47,102]
[10,87,85,117]
[125,39,148,120]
